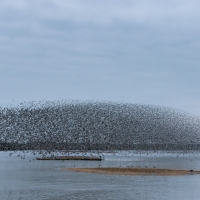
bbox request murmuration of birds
[0,100,200,153]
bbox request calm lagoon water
[1,150,200,200]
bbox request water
[1,151,200,200]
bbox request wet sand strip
[65,167,200,176]
[36,156,102,161]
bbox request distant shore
[65,167,200,176]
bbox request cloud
[0,1,200,114]
[1,0,200,27]
[1,0,199,71]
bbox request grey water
[1,151,200,200]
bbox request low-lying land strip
[36,156,102,160]
[65,167,200,176]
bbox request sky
[0,0,200,115]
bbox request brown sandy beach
[65,167,200,176]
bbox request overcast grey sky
[0,0,200,115]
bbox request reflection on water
[1,151,200,200]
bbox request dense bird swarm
[0,100,200,152]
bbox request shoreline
[65,167,200,176]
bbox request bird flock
[0,100,200,152]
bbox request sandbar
[36,156,102,161]
[65,167,200,176]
